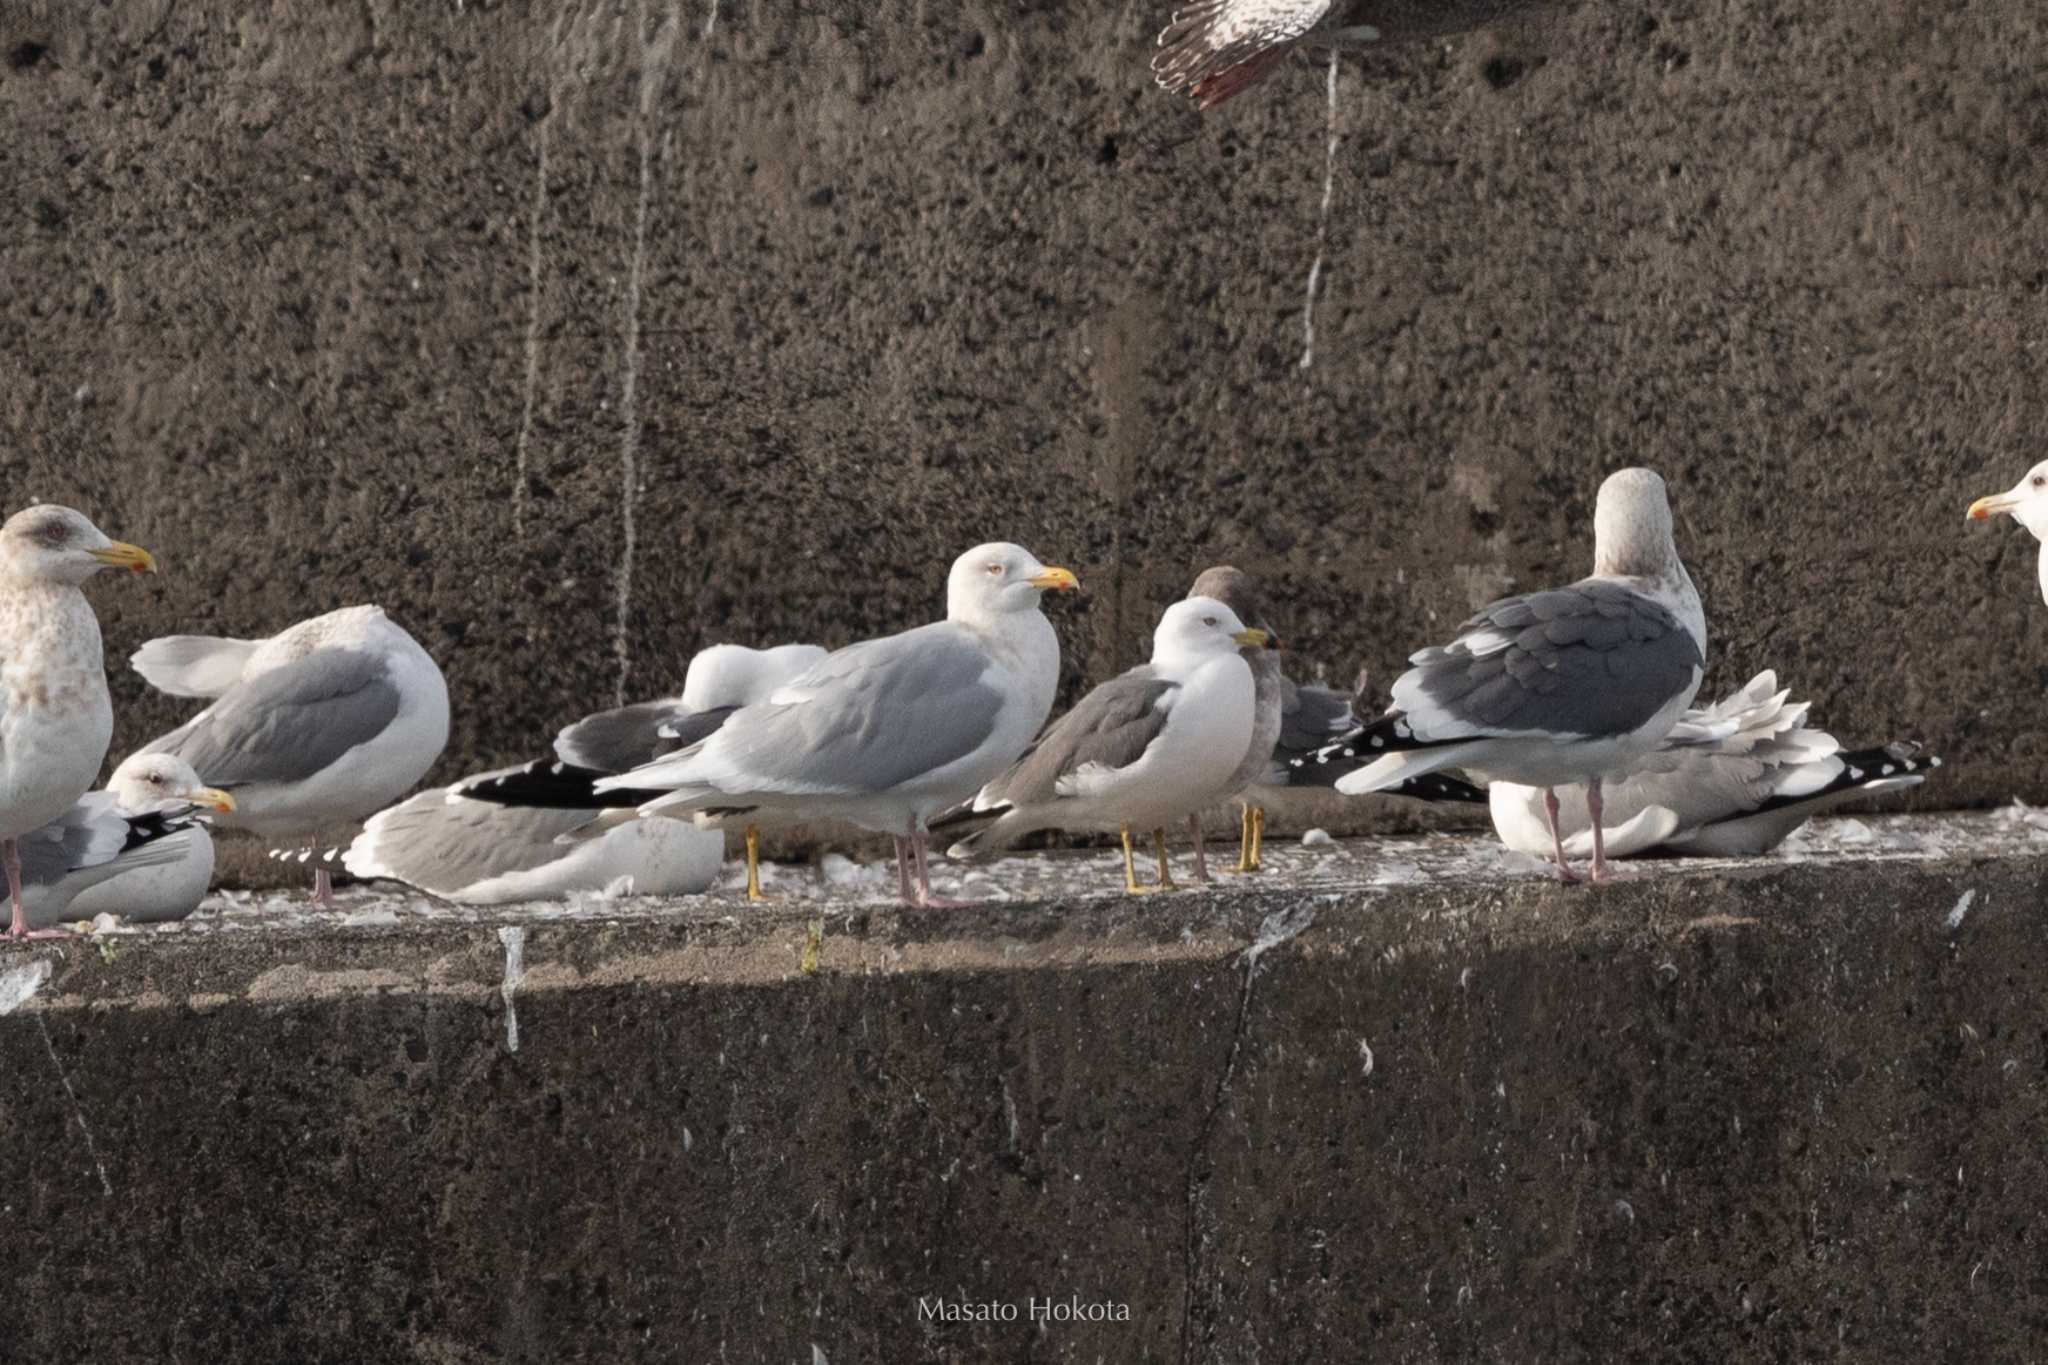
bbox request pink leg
[1187,815,1210,884]
[1541,789,1580,885]
[893,835,915,903]
[910,832,972,909]
[311,864,335,906]
[4,836,73,940]
[1587,778,1620,882]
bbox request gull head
[947,543,1080,624]
[1188,565,1283,652]
[1154,596,1266,666]
[109,752,236,814]
[1968,461,2048,541]
[1590,468,1681,580]
[0,504,156,585]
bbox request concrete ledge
[4,814,2045,1362]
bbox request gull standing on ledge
[591,544,1079,907]
[456,641,829,900]
[1185,567,1286,874]
[134,605,451,904]
[1322,467,1707,882]
[943,597,1264,893]
[0,505,158,939]
[1968,460,2048,602]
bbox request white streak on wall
[1297,50,1343,372]
[499,925,527,1052]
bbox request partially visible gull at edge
[0,504,158,939]
[133,604,451,904]
[944,596,1264,893]
[1317,467,1707,882]
[1184,566,1286,874]
[379,643,830,903]
[1969,459,2048,603]
[587,544,1079,907]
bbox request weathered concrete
[1,0,2042,820]
[3,814,2047,1362]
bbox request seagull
[1153,0,1542,109]
[1322,467,1706,882]
[1968,460,2048,602]
[1185,567,1286,874]
[0,504,157,939]
[944,597,1266,893]
[589,544,1078,907]
[1480,672,1935,857]
[442,642,832,901]
[134,605,451,904]
[63,753,236,924]
[343,770,724,904]
[10,793,213,934]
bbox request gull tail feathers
[131,635,262,698]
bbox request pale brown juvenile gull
[0,504,157,940]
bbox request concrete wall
[3,842,2045,1361]
[3,0,2044,814]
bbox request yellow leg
[744,824,765,902]
[1249,805,1266,871]
[1120,825,1162,895]
[1152,828,1176,890]
[1233,803,1257,873]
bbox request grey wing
[131,634,262,699]
[691,623,1010,798]
[142,647,401,789]
[980,671,1179,808]
[1397,579,1703,740]
[1153,0,1331,95]
[1276,679,1354,755]
[554,699,692,772]
[16,793,131,888]
[345,777,594,896]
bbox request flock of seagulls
[9,455,2046,933]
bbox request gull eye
[985,562,1004,576]
[2032,475,2044,489]
[1203,615,1218,627]
[35,520,68,547]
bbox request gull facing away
[1153,0,1543,109]
[1968,460,2048,602]
[391,643,830,903]
[589,544,1079,908]
[1321,467,1707,882]
[1185,567,1286,874]
[134,605,451,904]
[64,753,236,924]
[0,505,158,940]
[944,597,1266,893]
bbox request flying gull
[587,544,1078,907]
[458,642,828,899]
[1185,567,1286,874]
[62,753,237,924]
[944,597,1265,893]
[1968,460,2048,602]
[1153,0,1543,109]
[0,504,158,939]
[1320,467,1707,882]
[134,604,451,903]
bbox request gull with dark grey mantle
[586,544,1079,908]
[943,597,1266,893]
[134,605,451,904]
[1319,467,1707,882]
[1184,567,1286,874]
[392,643,831,903]
[0,505,158,939]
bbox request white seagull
[944,597,1265,893]
[591,544,1078,907]
[0,504,157,939]
[62,753,236,924]
[1969,460,2048,602]
[1324,467,1707,882]
[134,605,451,903]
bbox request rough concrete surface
[1,0,2043,827]
[2,814,2047,1362]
